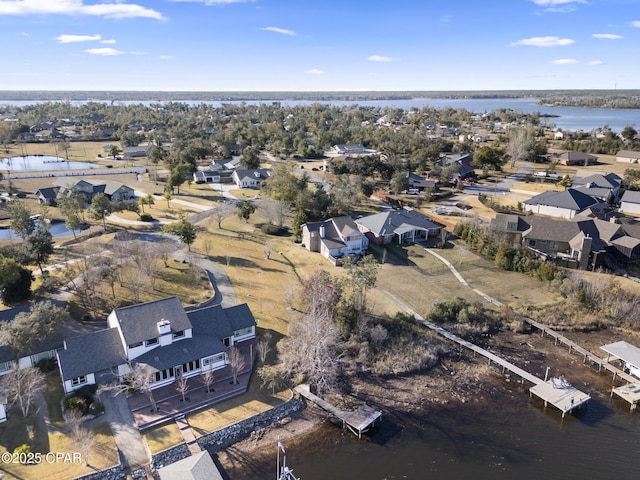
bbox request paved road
[461,163,535,196]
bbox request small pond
[0,221,82,240]
[0,155,101,171]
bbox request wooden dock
[294,384,382,438]
[380,290,591,418]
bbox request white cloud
[55,34,101,44]
[368,55,399,62]
[260,27,296,36]
[170,0,255,4]
[130,51,148,55]
[510,36,575,47]
[19,31,28,36]
[84,47,123,56]
[587,60,603,65]
[633,21,640,28]
[101,39,116,44]
[0,1,165,20]
[551,58,579,64]
[593,33,623,40]
[305,69,326,75]
[159,55,173,60]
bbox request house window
[129,341,143,349]
[172,330,185,339]
[223,338,231,347]
[529,240,536,247]
[507,222,518,231]
[549,241,558,250]
[181,359,201,373]
[202,353,225,366]
[71,376,87,387]
[234,327,253,337]
[153,368,175,383]
[0,361,14,373]
[145,338,159,347]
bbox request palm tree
[138,196,149,213]
[163,192,172,208]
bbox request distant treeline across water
[1,89,640,107]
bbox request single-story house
[572,173,622,202]
[56,296,256,394]
[302,216,369,263]
[123,142,154,159]
[355,207,443,245]
[620,190,640,215]
[158,451,223,480]
[615,150,640,164]
[51,178,135,202]
[193,169,220,184]
[523,189,601,219]
[554,151,597,166]
[231,168,272,188]
[407,172,437,191]
[325,144,371,156]
[35,186,61,206]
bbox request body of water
[236,390,639,480]
[0,221,81,239]
[0,155,100,172]
[2,98,639,133]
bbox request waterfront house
[51,178,135,202]
[56,296,256,394]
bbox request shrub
[36,358,56,373]
[260,223,284,235]
[65,396,88,415]
[13,444,30,455]
[139,213,154,222]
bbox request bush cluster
[453,222,563,282]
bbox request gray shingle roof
[524,189,600,211]
[57,328,126,380]
[621,190,640,204]
[573,173,621,189]
[112,296,192,345]
[355,208,441,237]
[134,336,225,372]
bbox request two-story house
[302,216,369,263]
[57,296,256,394]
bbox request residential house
[355,207,443,245]
[35,186,61,206]
[193,169,220,184]
[572,173,622,202]
[620,190,640,215]
[437,153,476,181]
[326,144,370,156]
[56,296,256,394]
[302,216,369,263]
[123,142,154,159]
[615,150,640,164]
[0,394,6,423]
[51,178,135,202]
[158,451,223,480]
[523,189,601,219]
[406,172,437,192]
[554,151,597,166]
[231,168,272,188]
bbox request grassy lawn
[143,423,185,454]
[0,140,112,162]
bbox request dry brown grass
[1,141,112,163]
[143,423,185,454]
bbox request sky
[1,0,640,92]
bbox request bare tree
[506,128,528,168]
[175,369,189,402]
[257,333,272,365]
[0,367,45,417]
[227,346,246,385]
[200,368,215,393]
[281,284,298,311]
[64,408,94,466]
[263,242,274,260]
[100,363,158,412]
[211,202,234,229]
[259,197,290,228]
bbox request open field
[0,140,114,163]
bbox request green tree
[558,174,573,190]
[0,300,67,357]
[621,125,638,142]
[108,144,121,160]
[237,201,256,223]
[0,255,21,290]
[25,228,54,275]
[89,192,112,231]
[162,215,197,251]
[240,146,261,169]
[473,146,507,172]
[148,145,167,183]
[163,192,172,208]
[9,198,34,239]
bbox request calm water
[0,155,100,172]
[0,221,81,239]
[234,389,640,480]
[2,98,639,133]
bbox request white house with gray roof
[355,207,443,245]
[57,296,256,394]
[523,189,602,219]
[620,190,640,215]
[302,216,369,263]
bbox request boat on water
[277,438,300,480]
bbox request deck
[530,377,591,418]
[611,382,640,411]
[294,384,382,438]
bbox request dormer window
[172,330,185,339]
[145,337,159,347]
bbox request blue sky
[1,0,639,91]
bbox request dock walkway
[294,384,382,438]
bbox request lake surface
[0,221,81,239]
[2,98,639,133]
[0,155,100,172]
[234,387,640,480]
